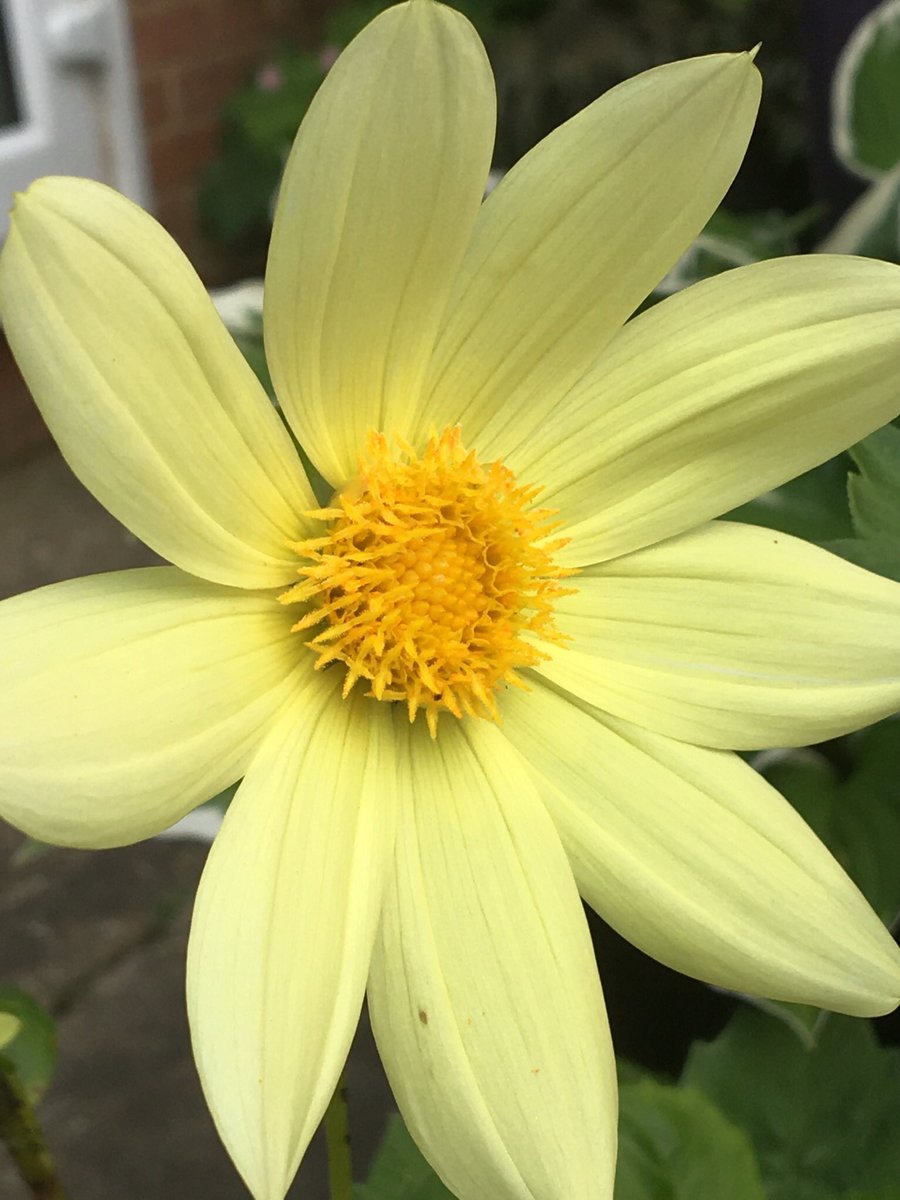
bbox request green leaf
[617,1057,654,1086]
[615,1080,765,1200]
[848,424,900,540]
[354,1114,454,1200]
[818,163,900,260]
[836,727,900,927]
[760,731,900,928]
[727,458,853,543]
[736,995,825,1051]
[198,49,325,252]
[0,989,57,1104]
[825,536,900,584]
[652,207,803,301]
[833,0,900,178]
[683,1008,900,1200]
[738,743,897,1044]
[846,714,900,796]
[357,1087,767,1200]
[198,146,277,249]
[231,330,272,395]
[825,424,900,583]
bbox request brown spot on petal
[418,1008,428,1025]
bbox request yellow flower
[2,2,900,1197]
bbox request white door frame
[0,0,151,237]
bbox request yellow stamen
[280,427,576,735]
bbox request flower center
[279,427,575,735]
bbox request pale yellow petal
[501,680,900,1016]
[265,0,495,487]
[536,521,900,749]
[517,256,900,566]
[0,568,301,848]
[0,178,314,589]
[414,51,760,452]
[368,717,616,1200]
[187,682,396,1200]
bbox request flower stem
[325,1073,353,1200]
[0,1058,66,1199]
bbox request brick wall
[2,0,331,464]
[131,0,332,283]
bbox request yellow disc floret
[279,427,576,736]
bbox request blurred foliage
[826,0,900,259]
[200,0,550,251]
[230,327,272,396]
[760,720,900,931]
[353,1115,455,1198]
[487,0,805,201]
[200,0,806,254]
[728,422,900,588]
[352,1082,767,1200]
[838,424,900,581]
[728,457,854,545]
[650,205,809,303]
[355,1004,900,1199]
[684,1009,900,1200]
[325,0,549,46]
[0,989,56,1105]
[833,0,900,179]
[199,50,325,251]
[820,164,900,260]
[615,1080,765,1199]
[0,989,63,1200]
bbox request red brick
[155,181,193,230]
[128,0,183,15]
[131,2,213,67]
[203,0,264,49]
[259,0,329,42]
[174,52,251,119]
[122,0,333,286]
[139,69,179,132]
[149,121,219,188]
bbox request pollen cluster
[280,427,576,735]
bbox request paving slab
[0,447,160,602]
[0,824,393,1200]
[0,450,393,1197]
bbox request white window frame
[0,0,151,238]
